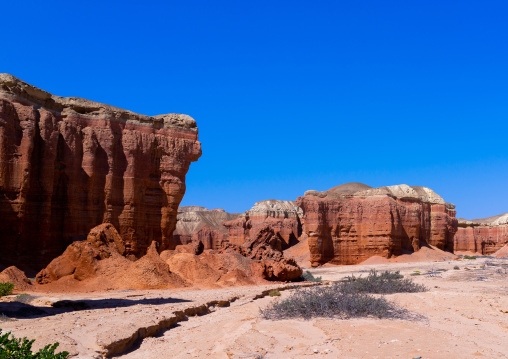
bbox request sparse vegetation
[14,294,37,304]
[268,290,281,297]
[0,329,69,358]
[341,270,427,294]
[496,267,508,275]
[300,271,322,282]
[0,283,14,297]
[425,268,442,277]
[261,270,427,320]
[260,284,405,320]
[0,315,15,323]
[463,255,477,260]
[453,265,460,270]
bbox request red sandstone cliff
[454,213,508,255]
[0,74,201,270]
[297,183,458,266]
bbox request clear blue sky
[2,1,507,219]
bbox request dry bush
[260,284,408,320]
[341,270,427,294]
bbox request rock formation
[0,266,33,291]
[0,74,201,270]
[171,202,304,281]
[35,223,188,290]
[172,206,240,250]
[454,213,508,255]
[224,199,303,249]
[297,183,458,266]
[36,223,301,290]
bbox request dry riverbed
[1,257,508,358]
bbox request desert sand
[1,256,507,359]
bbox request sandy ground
[1,257,508,358]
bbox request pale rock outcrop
[0,74,201,270]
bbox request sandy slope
[1,257,508,358]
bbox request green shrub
[300,271,322,282]
[340,270,427,294]
[0,329,69,358]
[0,283,14,297]
[260,284,406,320]
[463,255,477,260]
[268,290,281,297]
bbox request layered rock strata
[455,213,508,255]
[297,183,458,266]
[172,206,240,250]
[224,199,303,249]
[0,74,201,269]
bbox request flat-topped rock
[0,73,197,130]
[455,212,508,254]
[298,183,458,266]
[458,212,508,227]
[304,182,451,206]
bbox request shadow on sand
[0,296,191,319]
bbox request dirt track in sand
[1,257,508,358]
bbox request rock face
[297,183,458,266]
[172,206,240,250]
[0,74,201,270]
[454,213,508,255]
[224,199,303,249]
